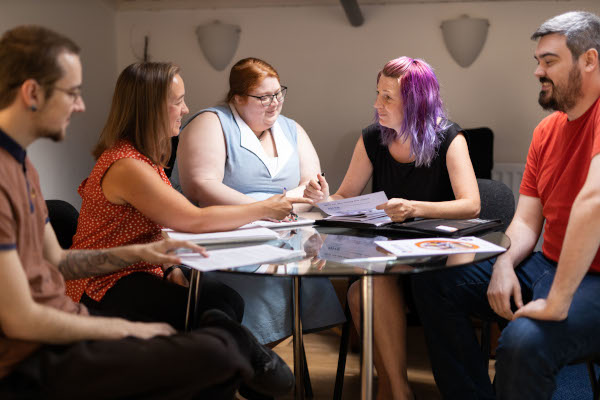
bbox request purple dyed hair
[376,57,448,167]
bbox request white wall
[116,0,600,191]
[0,0,117,208]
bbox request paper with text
[317,191,389,216]
[163,227,278,244]
[178,244,306,271]
[375,236,506,257]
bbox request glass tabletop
[203,225,510,277]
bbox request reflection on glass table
[184,225,510,400]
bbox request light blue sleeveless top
[170,105,345,344]
[171,105,300,201]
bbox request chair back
[46,200,79,249]
[464,127,494,179]
[477,178,515,232]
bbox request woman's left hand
[376,198,415,222]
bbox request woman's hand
[303,174,329,203]
[376,198,415,222]
[261,194,312,220]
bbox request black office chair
[46,199,79,249]
[464,127,494,179]
[575,356,600,400]
[475,179,515,366]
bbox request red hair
[226,57,279,102]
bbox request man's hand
[126,321,177,339]
[514,298,569,321]
[487,261,524,320]
[135,239,208,266]
[376,198,415,222]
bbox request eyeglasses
[246,86,287,107]
[54,86,83,103]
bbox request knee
[347,281,360,320]
[496,318,550,369]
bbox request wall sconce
[195,21,241,71]
[441,15,489,68]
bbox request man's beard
[538,64,583,112]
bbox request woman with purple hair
[304,56,480,399]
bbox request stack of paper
[178,244,306,272]
[238,217,315,230]
[317,192,392,226]
[163,227,278,245]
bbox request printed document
[317,192,392,226]
[163,227,278,244]
[375,236,506,257]
[178,244,306,271]
[238,218,315,230]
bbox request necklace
[258,130,267,141]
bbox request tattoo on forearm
[58,250,131,280]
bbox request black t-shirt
[362,122,461,202]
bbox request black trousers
[0,273,249,399]
[0,326,253,400]
[81,271,245,329]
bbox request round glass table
[184,225,510,400]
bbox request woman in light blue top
[170,58,344,344]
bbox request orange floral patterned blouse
[65,140,168,302]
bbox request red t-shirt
[65,141,169,302]
[520,97,600,273]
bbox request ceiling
[113,0,572,11]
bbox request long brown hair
[93,62,180,166]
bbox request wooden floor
[247,326,496,400]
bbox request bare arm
[408,134,480,218]
[102,157,309,233]
[515,154,600,320]
[42,223,207,280]
[177,112,258,206]
[304,135,374,203]
[488,194,545,319]
[375,134,480,221]
[0,249,175,344]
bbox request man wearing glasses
[0,26,292,399]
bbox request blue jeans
[411,252,600,400]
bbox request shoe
[200,310,295,397]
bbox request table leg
[292,276,305,399]
[360,275,374,400]
[185,269,202,332]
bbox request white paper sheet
[375,236,507,257]
[163,227,278,244]
[178,244,306,271]
[238,217,315,230]
[317,191,389,216]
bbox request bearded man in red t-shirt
[413,11,600,400]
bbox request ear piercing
[30,105,37,112]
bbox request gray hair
[531,11,600,59]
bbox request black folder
[315,217,503,238]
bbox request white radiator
[492,163,525,203]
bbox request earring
[30,105,37,112]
